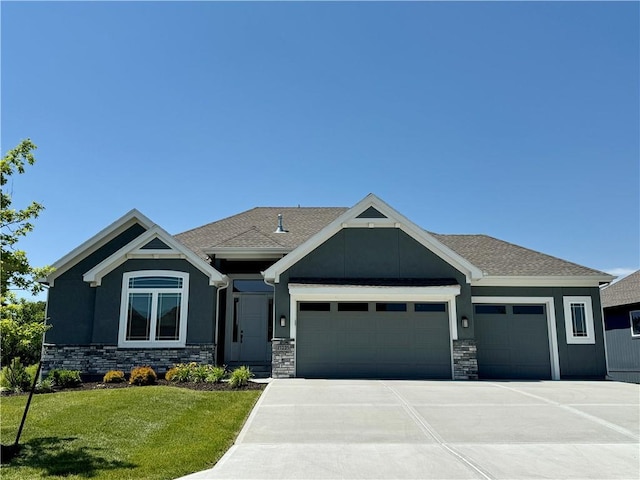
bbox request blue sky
[2,1,638,300]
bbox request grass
[0,386,262,479]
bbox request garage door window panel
[376,302,407,312]
[415,303,447,312]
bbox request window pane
[415,303,446,312]
[513,305,545,315]
[299,302,331,312]
[376,303,407,312]
[571,303,587,337]
[129,276,183,289]
[127,293,152,340]
[475,305,506,315]
[233,298,239,343]
[155,293,181,340]
[630,311,640,336]
[267,298,273,342]
[338,302,369,312]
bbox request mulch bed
[1,379,266,396]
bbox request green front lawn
[0,386,262,479]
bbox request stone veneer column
[452,339,478,380]
[271,338,295,378]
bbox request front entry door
[238,294,271,363]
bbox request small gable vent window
[119,271,189,348]
[562,296,595,344]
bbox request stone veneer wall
[42,344,214,377]
[271,338,295,378]
[452,339,478,380]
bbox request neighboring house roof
[601,270,640,308]
[175,207,348,259]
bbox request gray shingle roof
[431,233,609,277]
[175,207,348,259]
[601,270,640,308]
[175,206,609,278]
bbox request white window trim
[118,270,189,348]
[562,296,595,345]
[630,310,640,338]
[471,296,560,380]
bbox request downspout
[263,275,276,340]
[39,284,51,381]
[214,276,230,362]
[599,282,611,380]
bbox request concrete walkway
[179,379,640,479]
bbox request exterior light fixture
[280,315,287,327]
[461,316,469,328]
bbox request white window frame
[563,296,595,344]
[630,310,640,338]
[118,270,189,348]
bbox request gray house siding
[274,228,470,339]
[604,303,640,383]
[471,286,607,379]
[92,258,217,345]
[45,224,146,344]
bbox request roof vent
[274,213,288,233]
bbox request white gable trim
[263,194,484,283]
[83,226,227,287]
[43,209,155,287]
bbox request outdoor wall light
[461,316,469,328]
[280,315,287,327]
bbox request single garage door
[296,301,451,379]
[474,304,552,379]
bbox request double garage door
[296,301,553,380]
[296,301,451,379]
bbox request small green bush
[103,370,126,383]
[35,378,54,393]
[169,363,193,382]
[206,366,226,384]
[47,369,82,388]
[228,366,253,388]
[190,364,212,383]
[129,366,157,386]
[0,358,32,393]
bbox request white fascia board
[472,275,615,287]
[83,226,227,287]
[205,247,290,260]
[264,193,483,283]
[288,284,461,300]
[43,209,155,286]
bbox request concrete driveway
[181,379,639,479]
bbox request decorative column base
[453,339,478,380]
[271,338,295,378]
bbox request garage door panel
[475,304,551,380]
[297,306,451,379]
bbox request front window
[630,310,640,338]
[119,271,189,347]
[563,296,595,344]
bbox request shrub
[206,366,226,384]
[170,363,193,382]
[129,366,157,386]
[0,358,32,393]
[47,369,82,388]
[190,364,211,383]
[228,366,253,388]
[35,378,54,393]
[103,370,126,383]
[164,367,179,382]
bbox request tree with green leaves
[1,139,52,303]
[1,139,53,366]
